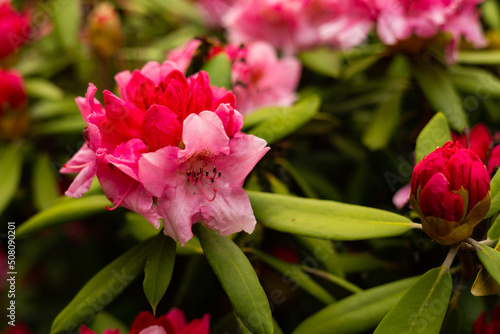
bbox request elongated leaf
[197,224,273,334]
[202,53,232,90]
[248,95,321,145]
[293,276,419,334]
[32,116,86,135]
[243,106,279,130]
[32,153,60,211]
[374,267,453,334]
[476,244,500,286]
[0,143,23,215]
[299,48,342,78]
[472,240,500,296]
[143,233,176,314]
[17,195,111,238]
[253,250,336,304]
[89,312,129,334]
[487,170,500,218]
[458,51,500,65]
[52,0,82,55]
[487,213,500,240]
[336,253,385,274]
[248,192,413,240]
[482,0,500,29]
[362,90,402,150]
[51,238,154,333]
[413,63,467,131]
[448,66,500,98]
[294,236,344,277]
[343,54,381,79]
[415,112,451,163]
[24,78,64,101]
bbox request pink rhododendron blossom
[130,309,210,334]
[167,39,301,115]
[0,1,30,59]
[374,0,486,62]
[62,60,268,245]
[222,0,374,54]
[197,0,235,27]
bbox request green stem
[441,244,461,271]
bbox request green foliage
[32,153,60,211]
[476,244,500,286]
[487,170,500,218]
[202,53,232,89]
[0,143,23,215]
[415,112,452,163]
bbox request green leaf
[482,0,500,29]
[299,47,342,78]
[248,95,321,145]
[32,115,86,135]
[294,236,344,277]
[51,238,154,333]
[448,66,500,98]
[458,51,500,65]
[30,99,80,120]
[252,249,336,304]
[488,213,500,240]
[197,224,273,334]
[476,244,500,286]
[487,170,500,218]
[52,0,82,55]
[32,153,60,211]
[343,54,382,80]
[472,240,500,296]
[89,312,129,334]
[412,63,468,131]
[336,253,385,274]
[24,78,65,101]
[248,191,413,240]
[362,90,402,150]
[415,112,451,163]
[293,276,419,334]
[202,53,232,90]
[374,267,453,334]
[0,143,23,215]
[17,195,111,238]
[143,233,176,314]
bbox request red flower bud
[0,68,26,115]
[88,2,123,59]
[410,142,491,245]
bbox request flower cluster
[81,309,209,334]
[410,141,491,245]
[0,1,30,60]
[168,39,301,115]
[61,61,269,245]
[197,0,485,62]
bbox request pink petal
[215,103,244,138]
[138,326,166,334]
[166,39,201,74]
[139,146,181,197]
[125,70,157,112]
[114,70,132,99]
[103,139,149,180]
[140,61,179,86]
[469,123,493,163]
[165,308,187,331]
[60,144,97,198]
[393,183,411,210]
[182,314,210,334]
[201,186,257,236]
[142,104,182,151]
[488,146,500,174]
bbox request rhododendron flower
[0,1,30,59]
[196,0,235,27]
[61,60,268,245]
[0,68,26,115]
[167,39,301,115]
[374,0,486,63]
[410,141,491,245]
[222,0,374,54]
[452,123,500,174]
[474,305,500,334]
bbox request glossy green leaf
[299,48,342,78]
[17,195,111,238]
[52,0,82,55]
[362,90,402,150]
[51,238,154,333]
[24,78,65,101]
[202,53,232,90]
[143,233,176,314]
[197,224,273,334]
[0,143,23,215]
[476,244,500,286]
[458,51,500,65]
[32,153,60,211]
[482,0,500,29]
[89,312,129,334]
[293,276,419,334]
[487,170,500,218]
[412,63,467,131]
[252,249,336,304]
[415,112,451,163]
[294,236,344,277]
[472,240,500,296]
[374,267,453,334]
[336,253,385,274]
[124,212,161,241]
[248,95,321,145]
[248,191,413,240]
[243,106,279,130]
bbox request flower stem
[441,243,461,271]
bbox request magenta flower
[167,39,301,115]
[61,60,268,245]
[222,0,374,54]
[0,1,30,59]
[410,142,491,245]
[0,68,26,116]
